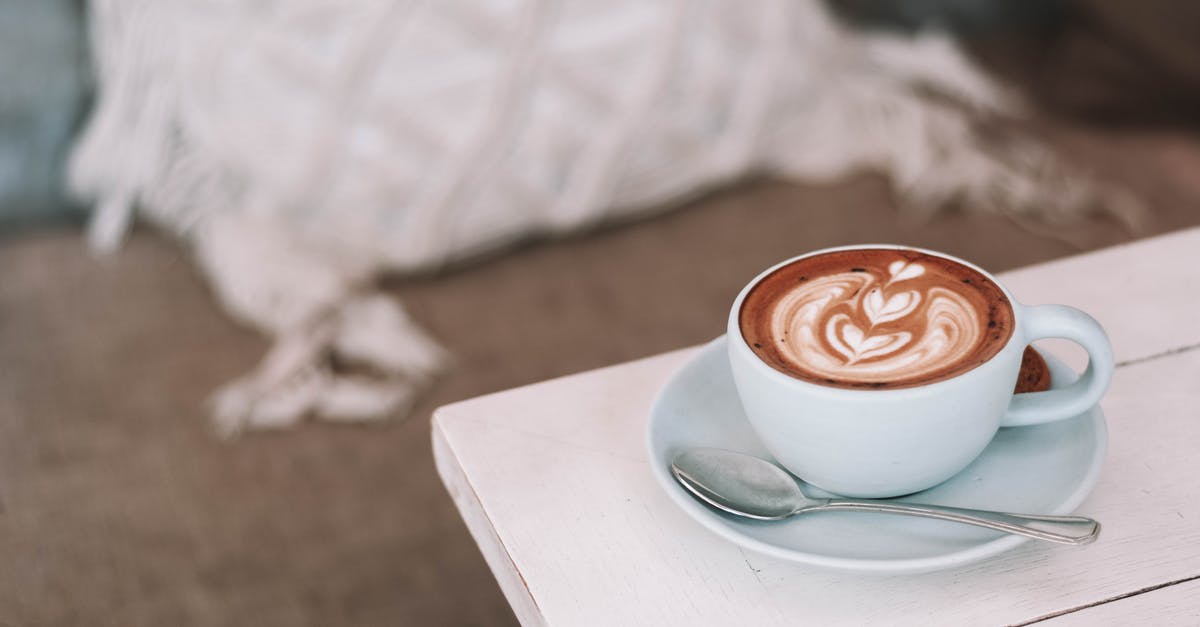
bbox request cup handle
[1000,304,1114,427]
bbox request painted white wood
[1037,578,1200,626]
[432,425,547,627]
[433,227,1200,626]
[1000,228,1200,371]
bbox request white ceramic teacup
[727,245,1114,498]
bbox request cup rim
[728,244,1023,396]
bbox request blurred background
[2,0,1198,625]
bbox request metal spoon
[671,448,1100,545]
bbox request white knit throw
[70,0,1132,434]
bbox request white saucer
[646,336,1107,574]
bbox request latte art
[740,249,1014,389]
[772,263,981,381]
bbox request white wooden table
[433,228,1200,626]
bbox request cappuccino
[739,248,1014,389]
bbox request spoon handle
[818,500,1100,545]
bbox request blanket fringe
[211,293,447,437]
[186,214,446,435]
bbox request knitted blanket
[70,0,1133,434]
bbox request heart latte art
[739,249,1015,389]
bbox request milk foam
[767,260,985,383]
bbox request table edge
[432,415,549,627]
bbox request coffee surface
[739,249,1015,389]
[1015,346,1051,394]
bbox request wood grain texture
[1034,577,1200,626]
[433,227,1200,626]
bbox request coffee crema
[739,249,1015,389]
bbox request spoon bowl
[672,448,805,519]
